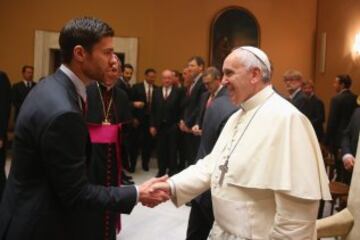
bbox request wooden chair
[329,181,350,215]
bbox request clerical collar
[240,85,274,112]
[59,64,87,102]
[289,87,301,99]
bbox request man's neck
[64,63,90,86]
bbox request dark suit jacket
[116,77,132,98]
[196,87,237,160]
[342,107,360,157]
[182,75,206,128]
[12,80,36,120]
[0,71,11,140]
[326,89,358,148]
[291,89,311,119]
[150,87,181,129]
[0,70,137,240]
[131,82,158,122]
[308,94,325,141]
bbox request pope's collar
[240,85,274,112]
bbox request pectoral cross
[218,160,229,186]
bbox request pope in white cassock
[154,46,331,239]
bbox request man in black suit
[11,65,36,121]
[117,63,133,97]
[130,68,158,172]
[326,74,358,182]
[0,17,168,240]
[0,71,11,200]
[341,107,360,185]
[283,69,311,119]
[303,80,325,142]
[179,57,207,167]
[150,70,182,177]
[114,62,135,184]
[188,67,237,240]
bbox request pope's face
[82,36,116,83]
[222,54,255,106]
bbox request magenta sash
[87,122,122,233]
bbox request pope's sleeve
[269,192,319,239]
[169,153,215,207]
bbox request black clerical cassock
[85,82,132,240]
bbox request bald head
[161,69,173,87]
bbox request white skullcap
[235,46,271,73]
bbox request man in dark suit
[11,65,36,121]
[188,67,237,240]
[130,68,158,172]
[0,71,11,200]
[117,63,133,97]
[0,17,168,240]
[303,80,325,142]
[179,57,207,167]
[341,107,360,185]
[150,70,182,177]
[283,69,311,119]
[114,62,135,184]
[326,74,358,182]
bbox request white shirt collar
[289,88,301,99]
[212,85,223,98]
[59,64,87,102]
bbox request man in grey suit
[0,17,168,240]
[188,67,237,240]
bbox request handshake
[137,175,173,208]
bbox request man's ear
[73,45,86,63]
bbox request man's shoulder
[12,81,24,88]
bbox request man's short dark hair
[203,67,221,80]
[145,68,156,75]
[59,17,114,64]
[123,63,134,71]
[188,56,205,67]
[22,65,34,73]
[336,74,352,88]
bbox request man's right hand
[191,125,202,136]
[138,176,170,208]
[133,101,145,109]
[343,154,355,171]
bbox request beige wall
[315,0,360,113]
[0,0,317,94]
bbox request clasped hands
[138,175,172,208]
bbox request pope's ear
[250,67,262,84]
[73,45,86,63]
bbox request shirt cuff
[168,179,176,197]
[342,153,354,162]
[135,185,139,204]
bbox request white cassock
[170,85,331,239]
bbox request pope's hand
[138,176,170,208]
[151,181,171,193]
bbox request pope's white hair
[231,47,272,83]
